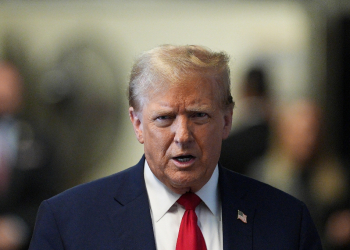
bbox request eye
[156,115,172,120]
[154,115,174,127]
[194,112,207,118]
[191,112,209,124]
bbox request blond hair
[128,44,234,111]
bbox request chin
[171,178,202,193]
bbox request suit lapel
[109,156,156,250]
[219,166,255,250]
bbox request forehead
[145,77,219,106]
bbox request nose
[173,116,194,146]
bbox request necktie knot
[177,192,201,210]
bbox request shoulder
[47,158,145,209]
[219,167,322,249]
[220,166,303,209]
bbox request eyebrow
[187,106,214,113]
[155,103,215,113]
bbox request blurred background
[0,0,349,249]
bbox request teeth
[176,156,193,162]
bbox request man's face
[129,78,233,194]
[0,64,22,115]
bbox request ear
[129,107,144,144]
[222,108,233,140]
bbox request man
[0,61,59,250]
[29,45,322,249]
[220,67,271,175]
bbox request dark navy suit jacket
[29,156,323,249]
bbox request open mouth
[173,155,195,162]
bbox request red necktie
[176,192,207,250]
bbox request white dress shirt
[144,160,222,250]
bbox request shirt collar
[196,165,220,218]
[144,160,220,222]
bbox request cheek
[195,126,222,155]
[144,128,173,153]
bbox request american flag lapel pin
[237,210,247,223]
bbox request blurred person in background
[0,61,59,250]
[247,98,350,249]
[220,66,272,174]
